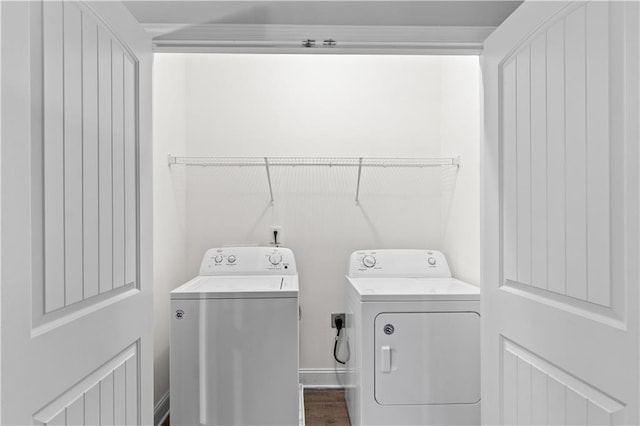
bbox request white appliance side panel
[345,285,362,426]
[170,297,299,426]
[374,312,480,405]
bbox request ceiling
[124,1,523,54]
[124,1,522,28]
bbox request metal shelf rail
[167,155,460,203]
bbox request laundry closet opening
[152,53,480,406]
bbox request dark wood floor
[163,389,350,426]
[304,389,351,426]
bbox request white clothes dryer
[345,249,480,426]
[170,247,299,426]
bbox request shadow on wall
[184,164,446,275]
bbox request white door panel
[1,1,153,424]
[482,1,639,425]
[35,0,140,319]
[502,339,625,426]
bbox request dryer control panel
[347,249,451,278]
[200,247,297,275]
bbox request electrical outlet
[331,313,346,328]
[270,225,283,246]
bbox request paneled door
[482,1,639,425]
[1,1,153,424]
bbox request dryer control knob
[214,255,224,264]
[269,253,283,265]
[362,255,376,268]
[428,257,436,266]
[227,255,237,263]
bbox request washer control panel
[347,249,451,278]
[200,247,297,275]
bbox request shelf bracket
[355,157,363,204]
[264,157,275,204]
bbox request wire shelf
[167,155,460,203]
[168,156,459,168]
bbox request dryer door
[374,312,480,405]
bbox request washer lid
[171,275,298,299]
[346,277,480,301]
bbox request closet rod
[168,156,461,168]
[168,155,460,205]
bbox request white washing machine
[345,249,480,426]
[170,247,299,426]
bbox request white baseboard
[299,368,347,389]
[154,391,170,426]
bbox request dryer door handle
[381,346,392,372]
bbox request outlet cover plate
[331,313,345,328]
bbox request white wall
[153,53,480,398]
[441,57,481,285]
[152,54,188,407]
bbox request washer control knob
[428,257,436,266]
[214,255,224,264]
[227,255,236,263]
[269,253,283,265]
[362,255,376,268]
